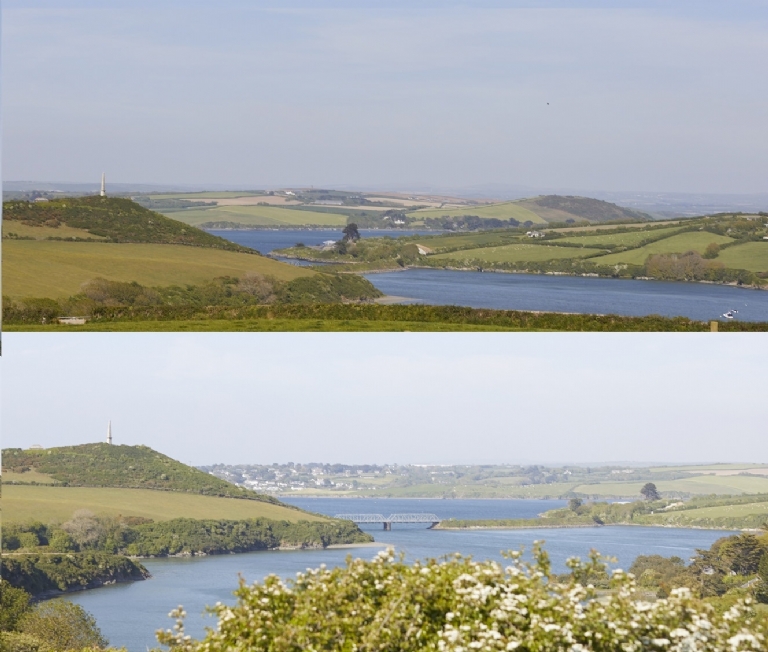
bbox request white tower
[100,172,106,197]
[107,420,113,445]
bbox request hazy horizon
[3,1,767,194]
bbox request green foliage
[1,443,280,503]
[18,601,108,650]
[157,546,768,652]
[641,482,661,500]
[0,553,149,596]
[124,517,372,556]
[3,271,382,323]
[525,194,651,222]
[0,631,54,652]
[0,581,32,632]
[2,197,251,252]
[10,303,765,332]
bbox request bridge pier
[383,522,391,531]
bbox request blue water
[63,498,733,651]
[210,229,767,321]
[207,228,442,255]
[363,268,768,322]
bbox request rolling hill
[2,443,281,503]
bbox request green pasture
[3,485,325,524]
[575,475,768,497]
[716,242,768,272]
[555,226,685,247]
[432,243,604,263]
[415,232,523,252]
[168,205,348,227]
[2,240,312,298]
[651,501,768,524]
[408,201,546,224]
[591,232,734,266]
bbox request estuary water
[63,498,733,651]
[210,229,767,321]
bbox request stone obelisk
[100,172,106,197]
[107,420,113,445]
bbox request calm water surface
[363,269,768,321]
[65,498,732,651]
[208,228,442,256]
[211,229,767,320]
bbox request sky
[2,333,765,467]
[3,1,768,194]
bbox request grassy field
[716,242,768,272]
[3,485,326,524]
[413,232,523,252]
[3,240,312,298]
[555,226,685,247]
[591,232,735,266]
[2,222,106,240]
[575,475,768,497]
[649,464,768,473]
[168,205,348,227]
[432,243,605,263]
[408,201,546,224]
[650,501,768,524]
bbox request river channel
[63,498,733,650]
[210,229,768,321]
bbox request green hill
[1,443,281,504]
[516,195,651,224]
[2,197,253,252]
[408,195,652,226]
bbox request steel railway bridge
[334,513,441,530]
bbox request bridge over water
[334,513,441,530]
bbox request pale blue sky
[2,333,765,466]
[3,1,767,193]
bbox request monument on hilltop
[100,172,106,197]
[107,420,113,445]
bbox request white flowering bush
[157,544,767,652]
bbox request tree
[18,600,107,650]
[703,242,721,259]
[568,498,583,511]
[0,581,31,632]
[61,509,104,549]
[640,482,660,501]
[342,223,360,243]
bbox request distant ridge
[2,443,282,505]
[516,195,652,223]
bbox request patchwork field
[575,474,768,497]
[415,232,523,252]
[149,191,265,200]
[651,501,768,524]
[167,205,348,227]
[555,226,685,247]
[3,240,312,298]
[2,485,326,523]
[592,232,734,266]
[716,242,768,272]
[408,201,546,224]
[432,243,605,263]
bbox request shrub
[157,547,767,652]
[18,601,107,650]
